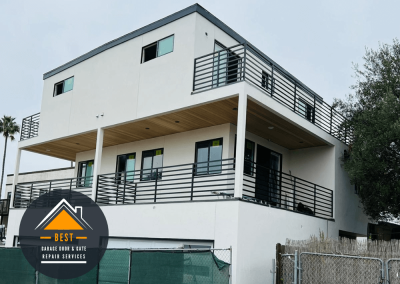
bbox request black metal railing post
[192,58,197,91]
[293,83,297,112]
[216,51,221,87]
[314,184,317,215]
[293,177,296,211]
[134,183,137,204]
[331,192,334,218]
[29,116,33,139]
[13,185,17,207]
[116,183,119,205]
[271,65,275,97]
[313,96,316,124]
[154,168,158,203]
[29,184,33,205]
[190,164,195,201]
[242,43,247,81]
[329,107,333,134]
[122,173,127,205]
[95,176,99,203]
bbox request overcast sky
[0,0,398,193]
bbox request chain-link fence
[300,253,383,284]
[278,250,385,284]
[280,254,295,284]
[387,259,400,284]
[0,247,231,284]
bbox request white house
[4,4,369,283]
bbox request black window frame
[194,138,224,176]
[115,152,136,183]
[298,98,315,123]
[213,41,242,87]
[140,148,164,181]
[53,76,74,97]
[261,71,269,90]
[77,159,94,187]
[141,34,175,63]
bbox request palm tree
[0,116,20,194]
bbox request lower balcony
[13,159,333,219]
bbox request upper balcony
[20,113,40,141]
[19,43,351,147]
[193,43,351,145]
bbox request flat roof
[43,3,323,101]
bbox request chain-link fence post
[294,250,298,284]
[270,259,276,284]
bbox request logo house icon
[35,199,93,233]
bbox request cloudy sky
[0,0,398,193]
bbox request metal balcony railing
[12,160,333,219]
[243,161,333,219]
[20,113,40,141]
[96,158,236,204]
[193,44,353,145]
[13,176,93,208]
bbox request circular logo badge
[19,189,109,279]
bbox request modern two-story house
[4,4,369,283]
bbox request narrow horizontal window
[141,35,174,63]
[53,76,74,96]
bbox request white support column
[91,128,104,201]
[10,148,22,208]
[234,93,247,198]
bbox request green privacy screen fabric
[130,251,230,284]
[0,247,36,284]
[38,266,97,284]
[98,249,130,284]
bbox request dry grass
[284,232,400,262]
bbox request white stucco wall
[19,12,242,150]
[5,197,367,284]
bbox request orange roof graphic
[44,210,84,230]
[35,199,92,231]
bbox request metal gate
[279,251,386,284]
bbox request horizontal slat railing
[11,160,333,219]
[14,176,93,208]
[96,159,236,205]
[20,113,40,141]
[193,44,352,145]
[242,161,333,219]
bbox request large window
[78,160,94,187]
[141,35,174,63]
[116,153,136,182]
[54,77,74,96]
[195,138,223,175]
[141,149,163,180]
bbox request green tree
[0,116,20,195]
[333,39,400,221]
